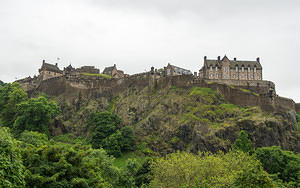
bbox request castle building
[164,63,192,76]
[76,66,100,74]
[102,64,124,78]
[199,56,262,80]
[39,60,63,80]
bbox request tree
[150,151,274,188]
[21,140,115,187]
[13,95,60,135]
[0,127,25,187]
[19,131,48,147]
[121,126,136,152]
[232,130,253,153]
[0,80,4,86]
[102,130,123,157]
[89,111,121,149]
[255,146,300,186]
[0,82,28,127]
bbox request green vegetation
[150,150,274,188]
[88,111,135,157]
[255,146,300,187]
[81,73,112,79]
[232,130,253,153]
[0,127,25,187]
[13,96,61,136]
[296,113,300,132]
[0,82,28,127]
[0,80,4,86]
[240,88,260,96]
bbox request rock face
[32,75,300,154]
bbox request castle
[199,56,262,80]
[15,56,300,114]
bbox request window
[236,66,238,72]
[210,66,213,71]
[216,74,218,78]
[248,67,250,72]
[242,66,244,72]
[224,67,226,72]
[216,67,218,71]
[254,67,257,72]
[167,69,171,75]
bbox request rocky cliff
[30,75,300,154]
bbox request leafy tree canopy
[150,151,274,188]
[255,146,300,186]
[13,95,60,135]
[0,127,25,187]
[89,112,135,157]
[21,138,117,188]
[232,130,253,153]
[0,82,28,127]
[0,80,4,86]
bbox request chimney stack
[42,60,45,64]
[234,57,237,61]
[256,57,260,63]
[217,56,220,62]
[55,63,58,67]
[204,56,207,61]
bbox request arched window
[216,66,218,71]
[210,66,213,71]
[254,66,257,72]
[241,65,244,72]
[235,65,238,72]
[248,65,250,72]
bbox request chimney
[42,60,45,64]
[114,64,116,68]
[204,56,207,61]
[256,57,260,63]
[55,63,58,67]
[194,72,197,77]
[234,57,237,61]
[217,56,220,62]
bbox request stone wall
[295,103,300,114]
[23,73,297,113]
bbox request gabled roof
[103,65,117,74]
[40,62,62,73]
[204,56,262,69]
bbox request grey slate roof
[40,62,62,73]
[170,64,192,75]
[102,66,115,74]
[205,57,262,69]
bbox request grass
[80,73,112,79]
[240,88,259,96]
[113,152,146,169]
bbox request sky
[0,0,299,102]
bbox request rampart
[20,73,297,113]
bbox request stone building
[39,60,63,80]
[102,64,124,78]
[164,63,192,76]
[199,56,262,80]
[76,66,99,74]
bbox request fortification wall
[295,103,300,114]
[28,73,297,113]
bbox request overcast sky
[0,0,299,102]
